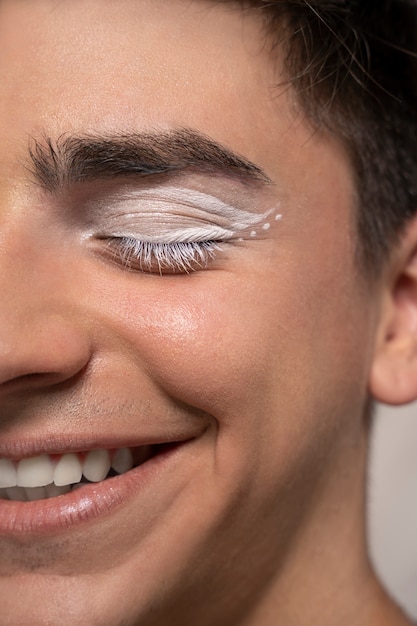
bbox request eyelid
[97,223,235,244]
[96,186,257,222]
[86,186,274,237]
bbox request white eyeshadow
[141,187,274,229]
[94,186,281,243]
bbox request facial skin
[0,1,413,625]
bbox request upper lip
[0,425,209,460]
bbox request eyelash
[104,236,223,274]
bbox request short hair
[220,0,417,275]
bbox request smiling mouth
[0,443,177,502]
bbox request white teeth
[54,453,83,487]
[111,447,134,474]
[0,446,138,497]
[0,459,17,488]
[82,449,111,482]
[17,455,54,488]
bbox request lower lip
[0,442,188,536]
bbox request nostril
[3,369,83,392]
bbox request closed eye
[102,236,223,274]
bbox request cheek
[96,240,372,433]
[112,277,273,418]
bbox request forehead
[0,0,352,205]
[0,1,272,142]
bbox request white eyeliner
[105,223,235,244]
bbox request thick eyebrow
[28,128,271,192]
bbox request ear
[369,217,417,405]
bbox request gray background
[369,402,417,620]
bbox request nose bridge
[0,214,92,390]
[0,204,58,313]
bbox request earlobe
[369,221,417,406]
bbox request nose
[0,227,92,393]
[0,314,91,390]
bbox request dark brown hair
[222,0,417,274]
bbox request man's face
[0,1,380,624]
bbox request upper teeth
[0,447,134,489]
